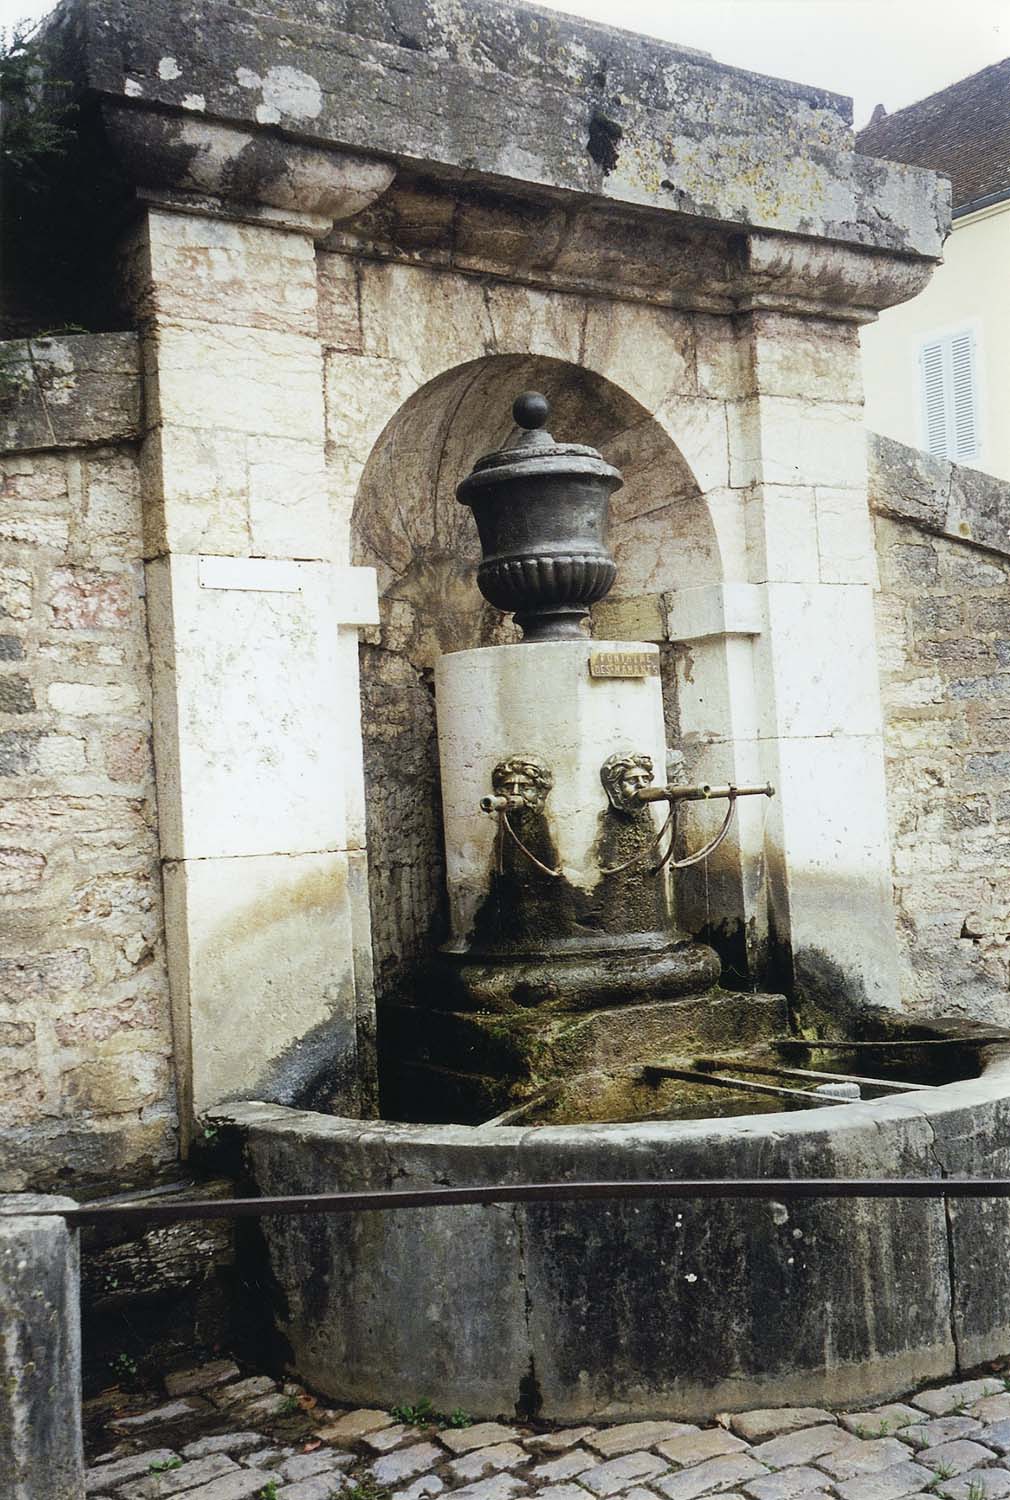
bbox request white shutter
[921,339,948,457]
[950,330,979,460]
[919,329,981,463]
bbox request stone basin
[211,1044,1010,1424]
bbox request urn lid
[456,391,623,503]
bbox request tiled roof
[857,57,1010,213]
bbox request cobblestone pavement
[84,1362,1010,1500]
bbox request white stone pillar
[730,307,902,1009]
[114,121,393,1136]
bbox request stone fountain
[212,397,1010,1422]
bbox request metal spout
[633,782,775,805]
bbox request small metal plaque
[589,651,659,679]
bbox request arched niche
[350,352,719,1011]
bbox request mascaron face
[602,754,655,813]
[492,759,551,812]
[618,763,654,806]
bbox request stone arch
[350,351,721,1018]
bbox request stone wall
[0,332,177,1191]
[870,434,1010,1024]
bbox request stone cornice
[45,0,949,259]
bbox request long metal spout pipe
[635,782,775,804]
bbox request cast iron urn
[457,392,624,640]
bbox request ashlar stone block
[147,554,374,860]
[164,848,359,1119]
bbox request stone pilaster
[730,297,902,1011]
[112,114,393,1137]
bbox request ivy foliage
[0,18,76,188]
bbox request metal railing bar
[10,1178,1010,1226]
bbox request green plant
[965,1481,987,1500]
[929,1462,956,1483]
[149,1458,183,1474]
[388,1397,471,1428]
[0,19,76,184]
[280,1393,302,1414]
[390,1398,437,1425]
[342,1481,391,1500]
[109,1351,138,1383]
[258,1484,279,1500]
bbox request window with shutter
[919,328,981,462]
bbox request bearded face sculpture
[600,752,655,815]
[491,755,553,813]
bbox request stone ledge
[868,431,1010,560]
[43,0,948,258]
[0,332,141,455]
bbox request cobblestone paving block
[173,1472,278,1499]
[937,1469,1010,1500]
[392,1476,445,1500]
[441,1426,524,1456]
[729,1413,835,1445]
[816,1437,917,1478]
[182,1435,267,1460]
[212,1377,279,1408]
[244,1393,295,1419]
[450,1443,530,1481]
[86,1450,181,1493]
[241,1446,297,1468]
[535,1486,592,1500]
[740,1466,830,1500]
[113,1401,203,1431]
[623,1488,663,1500]
[526,1431,598,1454]
[655,1455,768,1500]
[979,1421,1010,1456]
[165,1362,242,1397]
[656,1431,749,1469]
[279,1451,353,1482]
[367,1426,413,1452]
[579,1451,671,1496]
[118,1454,240,1498]
[839,1406,924,1438]
[530,1448,597,1481]
[449,1474,529,1500]
[276,1478,348,1500]
[315,1409,395,1443]
[590,1426,698,1460]
[748,1426,855,1469]
[832,1461,937,1500]
[917,1438,998,1475]
[913,1380,1005,1417]
[373,1442,446,1484]
[902,1417,983,1449]
[972,1396,1010,1425]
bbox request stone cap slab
[44,0,948,258]
[0,332,140,455]
[868,431,1010,560]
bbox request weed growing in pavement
[388,1398,471,1428]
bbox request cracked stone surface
[84,1362,1010,1500]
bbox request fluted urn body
[456,392,623,641]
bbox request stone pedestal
[382,640,726,1122]
[0,1196,82,1500]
